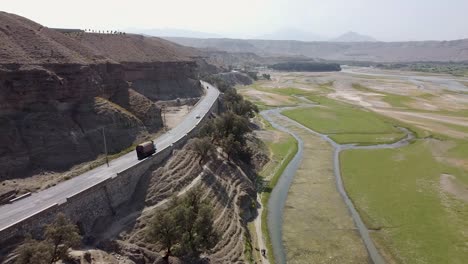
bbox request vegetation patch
[269,62,341,72]
[340,140,468,264]
[282,106,406,145]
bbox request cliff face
[123,61,201,101]
[0,62,150,178]
[70,33,203,100]
[0,12,202,181]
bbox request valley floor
[239,68,468,264]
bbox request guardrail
[8,192,31,203]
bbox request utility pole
[161,105,166,131]
[102,127,109,167]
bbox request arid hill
[0,12,203,190]
[71,33,199,63]
[166,37,468,62]
[0,12,108,65]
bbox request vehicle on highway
[136,140,156,160]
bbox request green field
[252,85,408,145]
[282,105,406,145]
[340,141,468,264]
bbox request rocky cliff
[0,12,202,182]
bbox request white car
[195,114,201,119]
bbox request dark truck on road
[136,140,156,160]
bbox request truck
[136,140,156,160]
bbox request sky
[2,0,468,41]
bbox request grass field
[340,141,468,264]
[282,106,406,145]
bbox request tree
[15,214,81,264]
[16,238,53,264]
[147,188,218,260]
[173,188,218,257]
[148,213,179,260]
[191,137,214,164]
[44,213,81,263]
[223,88,258,118]
[262,73,271,80]
[246,71,258,80]
[213,112,251,144]
[220,134,242,160]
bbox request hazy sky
[2,0,468,41]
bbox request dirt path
[254,195,271,264]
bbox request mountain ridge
[166,37,468,62]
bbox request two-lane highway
[0,81,219,231]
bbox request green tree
[174,189,218,257]
[223,89,258,118]
[220,134,242,160]
[246,71,258,80]
[262,73,271,80]
[16,238,53,264]
[44,213,81,263]
[15,214,81,264]
[148,213,179,260]
[147,188,218,260]
[191,137,214,164]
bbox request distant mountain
[167,37,468,62]
[126,28,221,38]
[330,31,377,42]
[255,28,325,42]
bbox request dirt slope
[88,140,263,263]
[0,11,108,64]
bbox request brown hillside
[71,33,199,63]
[0,11,108,64]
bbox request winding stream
[261,104,414,264]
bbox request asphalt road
[0,81,219,231]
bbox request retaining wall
[0,95,219,243]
